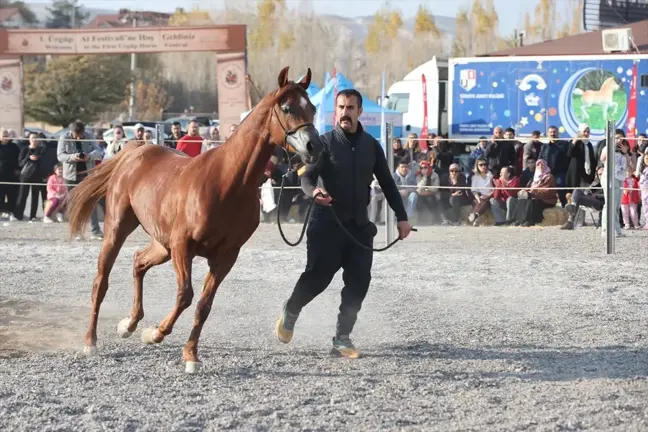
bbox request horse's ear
[298,68,312,90]
[277,66,290,88]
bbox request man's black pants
[286,215,376,337]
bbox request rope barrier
[400,136,646,142]
[0,180,646,192]
[2,137,227,143]
[5,135,646,144]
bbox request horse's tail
[66,156,122,238]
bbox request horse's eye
[281,105,290,114]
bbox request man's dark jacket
[301,122,408,226]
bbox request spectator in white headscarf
[202,126,221,153]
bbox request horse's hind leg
[117,240,170,338]
[183,249,240,373]
[141,244,194,345]
[83,207,139,355]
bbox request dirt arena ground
[1,220,647,431]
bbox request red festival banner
[420,74,429,150]
[626,62,638,150]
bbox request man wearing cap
[130,123,146,146]
[176,120,203,158]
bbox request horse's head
[270,66,322,165]
[603,76,620,91]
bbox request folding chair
[576,206,600,229]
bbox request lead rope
[275,172,416,252]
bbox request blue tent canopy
[310,72,402,142]
[306,82,320,98]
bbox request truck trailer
[448,54,648,142]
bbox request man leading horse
[275,88,413,358]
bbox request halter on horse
[65,66,322,373]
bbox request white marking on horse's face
[299,96,308,110]
[287,129,311,154]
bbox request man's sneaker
[275,303,299,344]
[42,216,54,224]
[330,336,361,359]
[90,232,104,240]
[55,213,64,223]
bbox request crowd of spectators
[0,120,230,238]
[3,120,647,237]
[364,125,648,233]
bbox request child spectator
[43,163,67,223]
[621,167,640,229]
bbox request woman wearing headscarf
[566,123,596,190]
[514,159,558,227]
[202,126,221,153]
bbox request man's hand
[29,155,39,161]
[313,187,332,206]
[397,221,412,239]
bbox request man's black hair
[336,89,363,108]
[71,121,85,135]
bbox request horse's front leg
[183,248,240,374]
[580,103,590,120]
[141,244,194,345]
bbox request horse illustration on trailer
[573,76,620,121]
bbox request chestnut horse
[66,66,321,373]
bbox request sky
[24,0,564,34]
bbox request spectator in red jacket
[176,120,203,157]
[489,165,520,226]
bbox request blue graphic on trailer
[451,58,647,140]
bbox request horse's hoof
[141,327,160,345]
[185,361,202,374]
[83,345,98,356]
[117,317,133,338]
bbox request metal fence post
[605,120,615,255]
[155,123,165,146]
[385,122,395,245]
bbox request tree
[452,8,472,57]
[25,56,130,127]
[522,0,583,44]
[168,7,212,26]
[414,5,440,38]
[46,0,88,28]
[161,7,218,114]
[119,80,172,121]
[364,5,401,55]
[0,1,38,25]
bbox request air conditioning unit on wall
[602,28,633,52]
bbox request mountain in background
[23,2,457,40]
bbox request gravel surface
[1,220,648,431]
